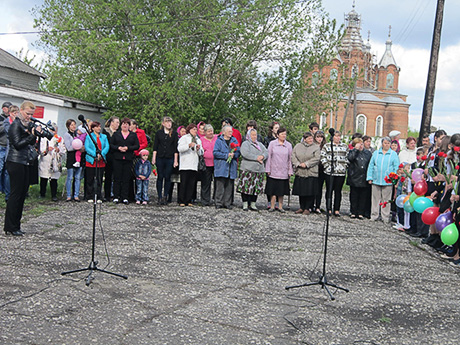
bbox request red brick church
[310,5,410,138]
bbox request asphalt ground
[1,191,460,345]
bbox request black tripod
[285,128,349,300]
[62,116,128,286]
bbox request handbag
[28,146,39,163]
[198,155,206,172]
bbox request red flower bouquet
[226,142,239,163]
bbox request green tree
[34,0,344,137]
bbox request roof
[0,48,46,78]
[0,83,106,111]
[379,37,398,68]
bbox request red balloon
[422,206,440,225]
[414,180,428,196]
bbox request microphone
[329,128,335,136]
[78,114,86,123]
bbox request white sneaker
[73,162,80,168]
[88,199,93,203]
[123,199,129,204]
[113,199,119,204]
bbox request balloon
[411,168,424,182]
[396,194,407,208]
[440,223,459,245]
[72,138,83,150]
[403,200,415,213]
[403,195,411,205]
[435,211,454,232]
[413,197,434,213]
[414,180,428,196]
[421,207,440,225]
[409,192,421,206]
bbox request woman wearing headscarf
[291,132,320,215]
[177,123,203,206]
[237,128,268,211]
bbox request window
[312,72,319,87]
[330,68,338,81]
[356,114,367,134]
[386,74,394,89]
[375,115,383,137]
[320,112,327,129]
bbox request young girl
[135,149,152,205]
[72,125,87,168]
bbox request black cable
[0,278,79,309]
[0,0,311,36]
[98,201,111,270]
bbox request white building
[0,48,106,135]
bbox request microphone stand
[62,121,127,286]
[285,131,348,300]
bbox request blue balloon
[413,197,434,213]
[396,194,407,208]
[404,200,415,213]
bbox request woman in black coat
[4,101,40,236]
[110,117,139,204]
[347,138,372,219]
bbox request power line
[0,0,311,37]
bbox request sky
[1,0,459,134]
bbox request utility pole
[418,0,445,146]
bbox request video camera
[29,118,55,141]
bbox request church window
[320,112,327,129]
[330,69,338,81]
[375,116,383,137]
[312,72,319,87]
[356,114,367,134]
[386,74,394,89]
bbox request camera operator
[4,101,42,236]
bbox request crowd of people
[2,100,460,268]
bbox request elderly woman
[237,128,268,211]
[38,123,66,201]
[313,130,326,214]
[292,132,320,215]
[213,124,240,209]
[110,117,139,204]
[321,130,348,217]
[85,122,110,201]
[177,123,203,206]
[366,136,400,223]
[200,124,217,206]
[265,127,292,213]
[347,138,372,219]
